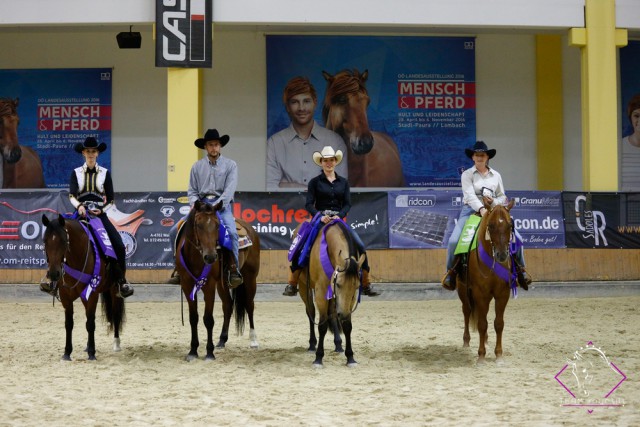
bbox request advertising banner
[0,68,112,189]
[388,190,565,249]
[563,192,640,248]
[155,0,212,68]
[266,35,476,189]
[619,40,640,191]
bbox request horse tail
[232,285,247,336]
[101,287,126,334]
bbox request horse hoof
[312,362,324,369]
[204,355,216,361]
[61,354,72,362]
[347,362,358,368]
[334,347,344,353]
[250,342,259,349]
[215,343,226,350]
[113,338,121,352]
[495,357,506,366]
[88,355,97,361]
[185,354,198,362]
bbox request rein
[476,209,518,297]
[62,220,102,301]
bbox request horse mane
[334,220,359,275]
[0,98,18,117]
[322,69,368,124]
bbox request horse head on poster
[321,69,405,187]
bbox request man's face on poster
[286,93,316,127]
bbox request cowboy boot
[441,256,460,291]
[515,263,532,290]
[228,265,243,289]
[166,268,181,285]
[361,269,380,296]
[117,278,134,298]
[283,269,301,296]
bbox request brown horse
[0,98,45,188]
[456,199,518,364]
[41,213,126,361]
[296,219,365,367]
[322,69,405,187]
[176,200,261,361]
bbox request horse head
[191,199,223,265]
[0,98,22,164]
[322,69,374,155]
[333,253,366,319]
[484,199,515,263]
[42,214,69,283]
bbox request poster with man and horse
[266,35,476,189]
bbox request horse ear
[42,214,49,226]
[361,69,369,82]
[322,70,333,82]
[58,214,65,227]
[506,198,515,211]
[194,200,203,211]
[485,228,491,241]
[357,253,366,269]
[215,200,224,211]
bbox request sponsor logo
[161,218,175,227]
[160,205,175,217]
[396,194,436,207]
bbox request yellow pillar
[569,0,627,191]
[536,35,564,190]
[167,68,202,191]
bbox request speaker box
[116,32,142,49]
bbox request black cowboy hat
[194,129,230,149]
[465,140,496,159]
[74,137,107,153]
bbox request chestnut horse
[41,214,126,361]
[176,200,261,361]
[296,219,365,367]
[322,69,405,187]
[0,98,45,188]
[456,199,518,364]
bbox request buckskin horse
[295,218,365,367]
[0,97,46,188]
[456,199,519,364]
[41,213,126,361]
[322,69,405,187]
[175,200,260,361]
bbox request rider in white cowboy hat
[283,145,380,297]
[442,140,531,291]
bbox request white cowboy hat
[312,146,343,167]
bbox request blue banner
[619,40,640,191]
[266,35,476,188]
[0,68,112,189]
[388,190,565,249]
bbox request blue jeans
[169,206,240,267]
[446,205,525,270]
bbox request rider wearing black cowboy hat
[167,129,243,288]
[68,136,134,298]
[442,140,531,291]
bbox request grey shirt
[187,155,238,208]
[266,121,348,190]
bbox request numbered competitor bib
[454,215,481,255]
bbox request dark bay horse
[296,219,365,367]
[456,199,517,364]
[322,69,405,187]
[41,214,126,361]
[176,200,260,361]
[0,98,45,188]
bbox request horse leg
[313,317,329,367]
[493,295,509,364]
[112,287,124,352]
[458,285,471,347]
[475,300,490,364]
[215,283,231,349]
[203,288,215,361]
[186,298,200,361]
[244,279,259,349]
[331,317,344,353]
[85,306,97,361]
[341,317,357,367]
[305,300,317,352]
[62,304,74,361]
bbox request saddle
[174,218,252,251]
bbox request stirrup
[166,270,181,285]
[117,280,134,298]
[40,281,58,297]
[228,270,243,289]
[441,270,456,291]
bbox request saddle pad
[390,209,449,246]
[238,236,252,249]
[235,222,248,237]
[454,215,481,255]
